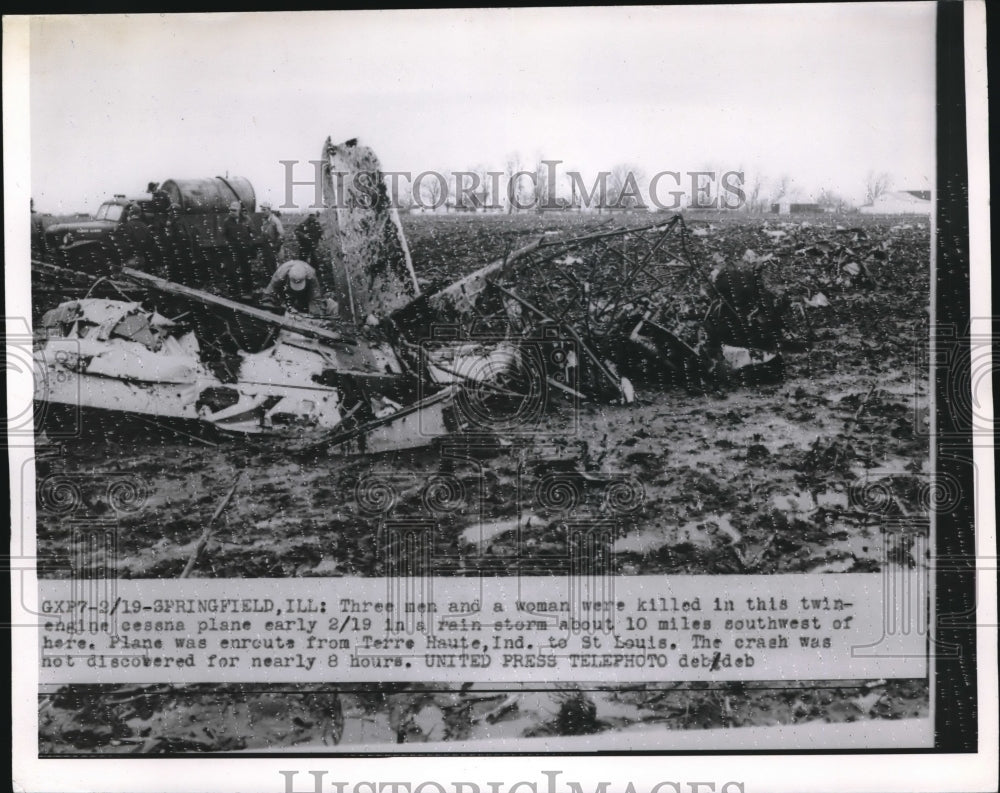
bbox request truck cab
[41,177,265,276]
[42,194,157,271]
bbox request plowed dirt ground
[37,211,931,752]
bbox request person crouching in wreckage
[260,259,332,316]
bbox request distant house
[858,190,932,214]
[771,201,821,215]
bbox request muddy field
[36,211,931,751]
[36,211,931,579]
[40,678,927,753]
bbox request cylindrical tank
[158,176,256,214]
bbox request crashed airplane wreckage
[34,137,807,451]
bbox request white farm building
[858,190,932,215]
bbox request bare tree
[864,170,893,204]
[418,171,445,210]
[608,163,646,210]
[531,156,570,211]
[771,173,793,204]
[817,187,850,213]
[473,165,493,210]
[565,165,582,210]
[503,152,530,214]
[741,169,768,214]
[533,157,549,211]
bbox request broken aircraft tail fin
[321,137,421,323]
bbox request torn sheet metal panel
[721,345,778,371]
[322,137,420,322]
[37,338,221,425]
[327,386,458,455]
[205,386,343,434]
[34,299,345,436]
[259,331,406,382]
[717,344,783,384]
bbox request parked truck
[41,176,267,276]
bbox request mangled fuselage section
[33,295,516,448]
[35,298,350,435]
[416,214,797,400]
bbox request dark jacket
[223,214,255,255]
[113,218,161,269]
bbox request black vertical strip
[934,0,976,753]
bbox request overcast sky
[28,4,936,213]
